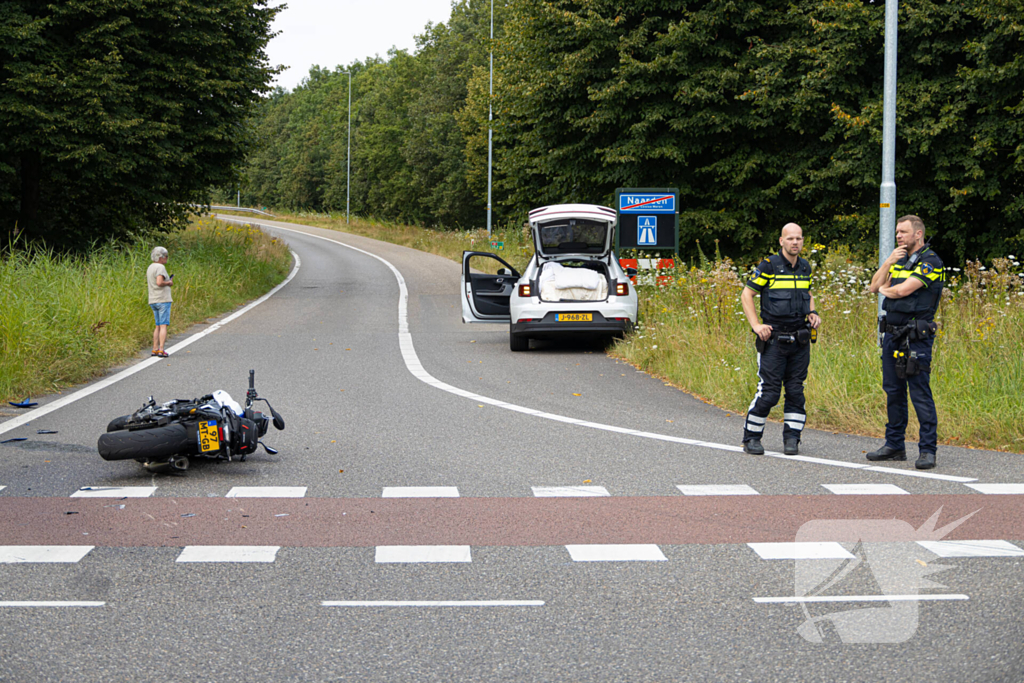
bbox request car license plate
[557,313,592,322]
[198,420,220,453]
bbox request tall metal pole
[486,0,494,238]
[346,71,352,224]
[879,0,898,309]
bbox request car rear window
[538,219,609,254]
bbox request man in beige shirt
[146,246,173,357]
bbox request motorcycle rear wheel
[98,423,192,461]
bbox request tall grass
[0,219,291,402]
[611,244,1024,453]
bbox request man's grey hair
[151,246,168,262]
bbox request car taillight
[615,281,629,296]
[518,284,532,297]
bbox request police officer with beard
[867,215,945,469]
[741,223,822,455]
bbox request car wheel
[510,332,529,352]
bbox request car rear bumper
[511,312,633,337]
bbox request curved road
[0,217,1021,682]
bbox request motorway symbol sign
[637,216,657,245]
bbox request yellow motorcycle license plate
[198,420,220,453]
[557,313,592,322]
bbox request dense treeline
[1,0,279,247]
[241,0,1024,262]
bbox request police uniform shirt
[745,252,813,326]
[882,247,945,325]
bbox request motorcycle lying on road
[97,370,285,474]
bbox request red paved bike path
[1,495,1020,547]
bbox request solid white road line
[222,220,984,485]
[532,486,609,497]
[754,594,969,604]
[822,483,909,495]
[381,486,460,498]
[375,545,472,563]
[322,600,545,607]
[0,601,106,608]
[72,486,157,498]
[676,484,759,496]
[748,542,855,560]
[565,544,667,562]
[225,486,307,498]
[964,483,1024,495]
[917,540,1024,558]
[0,546,94,563]
[176,546,281,563]
[0,486,5,492]
[0,250,300,437]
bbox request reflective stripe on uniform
[783,413,805,423]
[784,421,805,431]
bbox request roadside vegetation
[612,244,1024,454]
[0,219,291,403]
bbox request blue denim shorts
[150,302,172,326]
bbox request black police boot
[915,452,936,470]
[743,439,765,455]
[866,446,907,462]
[784,439,799,455]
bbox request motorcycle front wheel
[97,423,192,461]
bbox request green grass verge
[0,218,292,403]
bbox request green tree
[0,0,281,247]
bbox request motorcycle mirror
[260,442,279,455]
[271,408,285,431]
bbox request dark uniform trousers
[881,333,937,454]
[743,338,810,443]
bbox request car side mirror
[498,268,512,276]
[625,267,638,277]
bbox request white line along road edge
[0,250,300,437]
[221,218,977,484]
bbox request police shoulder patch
[920,262,934,275]
[752,268,761,279]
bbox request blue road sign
[637,216,657,245]
[619,193,675,214]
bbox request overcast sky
[265,0,455,92]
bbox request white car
[461,203,639,351]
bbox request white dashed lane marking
[0,546,94,563]
[917,540,1024,558]
[375,546,472,563]
[754,594,969,604]
[322,600,545,607]
[565,544,667,562]
[965,483,1024,495]
[176,546,281,563]
[747,542,856,560]
[677,484,760,496]
[382,487,460,498]
[225,486,306,498]
[532,486,609,497]
[822,483,909,495]
[72,486,156,498]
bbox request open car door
[461,251,520,323]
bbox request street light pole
[486,0,493,238]
[342,71,352,224]
[879,0,898,310]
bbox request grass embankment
[613,247,1024,453]
[221,208,1023,453]
[0,219,291,403]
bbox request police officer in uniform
[867,215,944,469]
[741,223,822,455]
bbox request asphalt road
[0,217,1021,682]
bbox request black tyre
[106,415,132,432]
[97,423,192,461]
[510,332,529,352]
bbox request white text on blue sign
[619,194,675,214]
